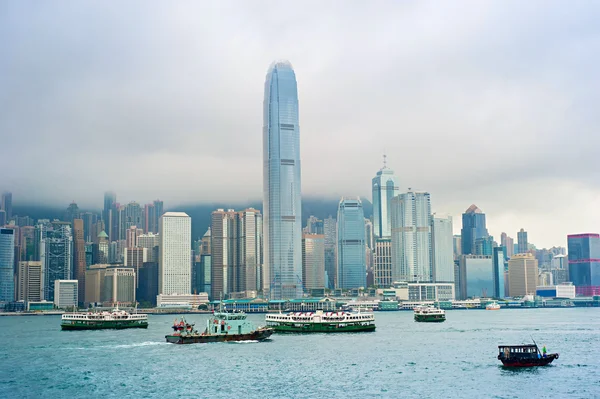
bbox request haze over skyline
[2,1,599,248]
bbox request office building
[17,261,44,302]
[137,261,158,306]
[262,61,303,299]
[138,232,160,262]
[125,225,144,249]
[159,212,191,296]
[72,219,86,304]
[42,222,72,301]
[103,267,135,304]
[461,204,489,255]
[457,255,494,299]
[373,238,392,288]
[145,200,163,234]
[302,234,325,291]
[337,198,366,289]
[0,228,15,303]
[364,218,374,251]
[508,253,538,297]
[200,228,211,255]
[238,208,263,293]
[94,231,109,264]
[391,191,432,282]
[323,216,337,289]
[432,215,454,283]
[120,202,144,241]
[567,233,600,296]
[54,280,78,309]
[453,235,461,260]
[124,247,147,284]
[80,212,98,243]
[0,210,5,226]
[305,216,324,235]
[371,158,400,238]
[517,228,528,254]
[501,233,514,258]
[492,247,505,298]
[103,192,116,241]
[1,192,12,221]
[85,264,108,305]
[210,209,237,299]
[536,282,576,299]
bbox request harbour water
[1,308,599,398]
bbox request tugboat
[265,310,376,333]
[165,309,273,344]
[497,343,559,367]
[413,305,446,322]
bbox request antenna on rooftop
[382,153,387,169]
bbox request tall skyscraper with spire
[262,61,303,299]
[372,155,400,239]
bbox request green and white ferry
[413,305,446,323]
[265,310,376,333]
[61,305,148,330]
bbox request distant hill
[12,197,373,240]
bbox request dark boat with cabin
[497,344,559,367]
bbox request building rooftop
[465,204,483,214]
[97,231,108,238]
[162,212,189,217]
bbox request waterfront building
[54,280,78,309]
[387,281,455,301]
[567,233,600,296]
[84,264,108,305]
[373,238,392,288]
[17,261,44,302]
[391,191,432,282]
[492,247,505,298]
[137,261,158,306]
[42,222,72,302]
[517,228,528,254]
[536,282,576,299]
[432,215,454,283]
[102,267,135,305]
[0,228,15,303]
[302,234,325,291]
[72,219,86,305]
[323,216,337,289]
[453,235,461,260]
[500,233,514,258]
[262,60,303,299]
[461,205,489,255]
[371,158,400,239]
[159,212,191,297]
[337,198,366,289]
[156,293,208,308]
[457,255,494,299]
[508,253,538,297]
[1,192,12,221]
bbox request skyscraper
[371,157,400,239]
[567,233,600,296]
[159,212,191,295]
[120,202,144,240]
[305,216,324,235]
[72,219,86,304]
[103,192,115,239]
[432,215,454,283]
[262,60,302,299]
[492,247,506,299]
[508,253,538,297]
[517,228,528,254]
[238,208,263,293]
[0,228,15,303]
[373,238,392,287]
[337,198,366,289]
[1,192,13,221]
[461,205,488,255]
[210,209,237,299]
[323,216,337,289]
[42,222,72,301]
[391,191,432,282]
[500,232,514,258]
[302,234,325,291]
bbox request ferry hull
[271,323,376,333]
[61,321,148,330]
[165,328,273,344]
[414,315,445,323]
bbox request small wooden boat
[497,344,559,367]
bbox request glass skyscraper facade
[337,198,366,289]
[432,216,454,283]
[263,61,303,299]
[323,216,337,289]
[41,222,73,301]
[391,191,432,282]
[567,233,600,296]
[492,246,505,298]
[0,228,15,303]
[461,204,489,255]
[372,164,400,238]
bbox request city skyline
[2,3,599,249]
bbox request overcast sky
[1,1,599,247]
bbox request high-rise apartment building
[124,247,147,285]
[41,222,72,301]
[17,261,44,302]
[323,216,337,289]
[302,234,325,291]
[72,219,86,304]
[237,209,263,294]
[432,215,454,283]
[373,238,392,287]
[120,202,143,241]
[125,225,144,248]
[508,253,538,297]
[159,212,191,295]
[0,228,15,303]
[371,159,400,239]
[1,192,13,221]
[210,209,237,299]
[337,198,366,289]
[391,191,432,282]
[262,61,303,299]
[501,232,514,258]
[567,233,600,296]
[461,205,489,255]
[517,228,528,254]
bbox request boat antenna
[530,335,541,355]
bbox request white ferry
[486,301,501,310]
[61,305,148,330]
[265,310,376,333]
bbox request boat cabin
[498,345,540,360]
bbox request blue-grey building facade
[461,204,489,255]
[262,61,303,299]
[0,228,15,303]
[492,246,505,298]
[567,233,600,296]
[372,162,400,239]
[337,198,366,289]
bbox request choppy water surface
[1,308,599,398]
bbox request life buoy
[221,320,225,325]
[227,325,231,330]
